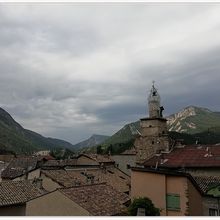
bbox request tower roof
[148,81,160,102]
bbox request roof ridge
[59,182,107,190]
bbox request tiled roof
[80,154,115,164]
[60,183,130,216]
[42,167,130,193]
[0,180,45,207]
[143,145,220,168]
[192,175,220,194]
[42,159,77,168]
[1,156,38,179]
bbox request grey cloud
[0,4,220,143]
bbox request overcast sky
[0,3,220,144]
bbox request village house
[131,167,220,216]
[0,179,46,216]
[112,148,136,176]
[143,144,220,176]
[26,183,130,216]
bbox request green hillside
[167,106,220,134]
[102,121,140,147]
[0,107,75,155]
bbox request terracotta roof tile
[1,156,38,179]
[59,183,130,216]
[0,180,45,207]
[81,154,115,164]
[192,175,220,194]
[42,159,77,168]
[42,167,130,193]
[144,145,220,168]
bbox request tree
[128,197,160,216]
[96,145,103,154]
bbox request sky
[0,2,220,144]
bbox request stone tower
[135,82,170,164]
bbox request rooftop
[1,156,38,179]
[42,158,77,168]
[143,144,220,168]
[0,179,45,207]
[193,175,220,194]
[60,183,130,216]
[80,154,115,164]
[42,167,130,193]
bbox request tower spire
[148,81,161,118]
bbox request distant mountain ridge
[0,107,75,154]
[72,134,110,149]
[83,106,220,154]
[167,106,220,134]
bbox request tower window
[152,141,154,145]
[149,125,152,127]
[162,131,165,134]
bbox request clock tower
[135,82,170,164]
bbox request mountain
[102,121,140,147]
[94,106,220,154]
[72,134,110,149]
[167,106,220,134]
[0,107,75,155]
[84,121,141,154]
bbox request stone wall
[135,118,170,163]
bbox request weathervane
[152,80,155,88]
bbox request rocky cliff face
[167,106,197,133]
[167,106,220,134]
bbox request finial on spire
[152,80,155,87]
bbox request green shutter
[166,194,180,211]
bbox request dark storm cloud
[0,3,220,143]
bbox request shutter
[166,194,180,211]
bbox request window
[166,194,180,211]
[209,208,218,216]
